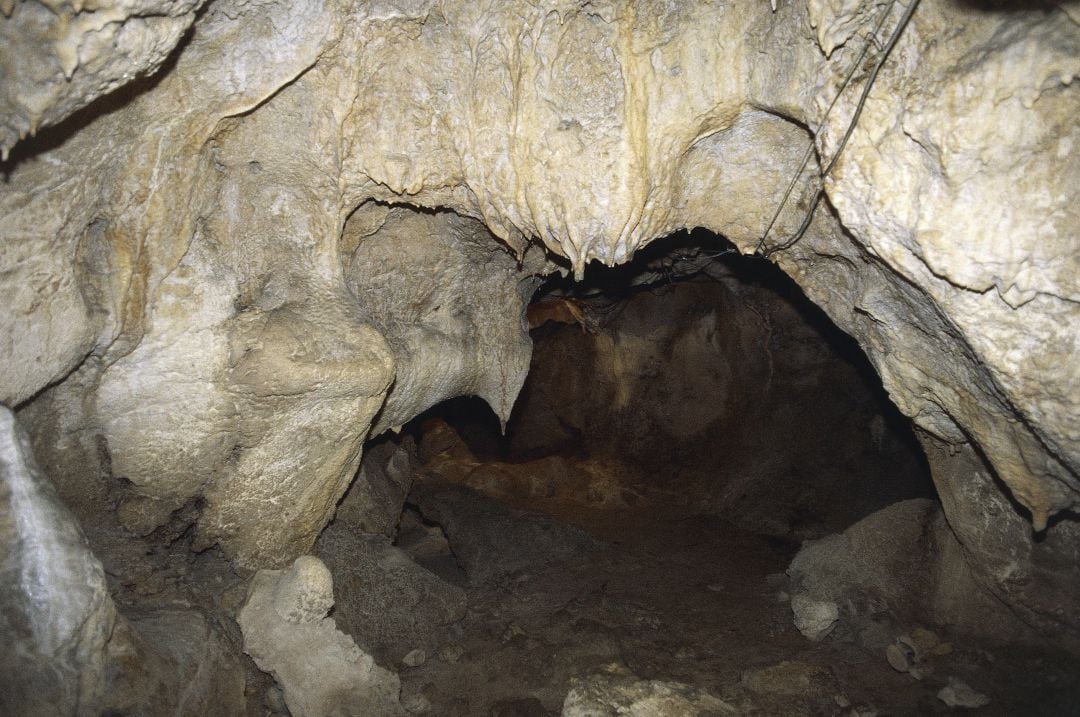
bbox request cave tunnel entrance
[317,229,1043,715]
[413,228,935,544]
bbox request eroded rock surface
[238,555,405,717]
[343,204,545,433]
[0,405,244,716]
[317,522,467,665]
[0,405,115,715]
[562,669,735,716]
[786,496,1057,651]
[0,0,205,157]
[453,258,933,538]
[1,0,1077,658]
[411,480,599,586]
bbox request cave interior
[1,1,1079,715]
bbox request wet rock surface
[1,0,1077,654]
[0,0,1077,707]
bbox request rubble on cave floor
[317,461,1079,716]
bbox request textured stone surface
[0,405,115,715]
[0,405,245,716]
[333,433,419,537]
[238,555,405,717]
[790,594,840,642]
[316,523,467,665]
[562,669,735,716]
[786,496,1056,650]
[1,0,1077,640]
[0,0,205,157]
[919,435,1080,648]
[411,481,598,586]
[469,264,932,537]
[344,205,545,434]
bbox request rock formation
[1,0,1078,709]
[0,406,244,716]
[237,555,405,716]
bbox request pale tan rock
[343,205,546,434]
[0,0,205,157]
[562,669,735,716]
[238,556,405,717]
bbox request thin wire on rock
[756,0,920,258]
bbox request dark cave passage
[311,231,1033,715]
[412,229,935,544]
[307,232,1080,715]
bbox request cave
[1,1,1079,716]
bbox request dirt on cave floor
[89,431,1080,716]
[388,467,1080,716]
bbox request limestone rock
[271,555,335,625]
[0,405,245,716]
[344,205,547,434]
[0,0,205,157]
[104,608,246,717]
[333,434,419,537]
[788,499,938,621]
[0,0,1077,650]
[402,648,427,668]
[238,555,405,717]
[0,405,116,715]
[316,525,467,665]
[787,497,1046,649]
[495,272,931,535]
[790,594,840,642]
[410,481,598,585]
[937,679,990,710]
[562,669,735,716]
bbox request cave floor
[393,481,1079,716]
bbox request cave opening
[412,229,935,544]
[313,229,979,714]
[2,0,1078,713]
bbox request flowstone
[238,555,405,717]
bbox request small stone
[707,582,725,592]
[271,556,334,624]
[898,635,921,661]
[439,644,464,663]
[834,694,851,708]
[775,591,790,603]
[937,678,990,709]
[791,593,839,641]
[886,643,912,673]
[931,641,954,657]
[908,628,941,653]
[502,622,526,641]
[908,666,929,681]
[401,693,432,713]
[402,648,427,667]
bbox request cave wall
[1,0,1077,638]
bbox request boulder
[317,523,467,665]
[238,555,404,717]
